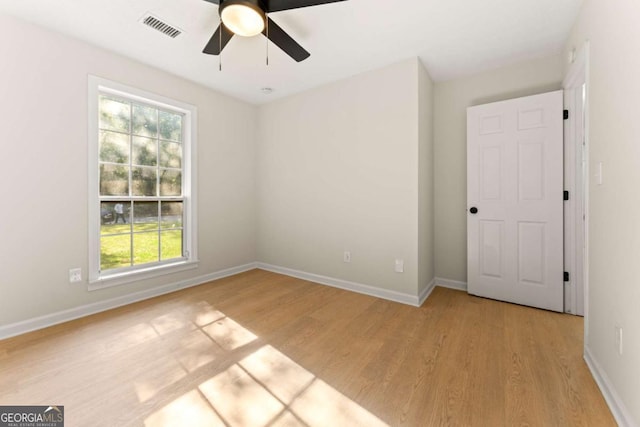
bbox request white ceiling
[0,0,582,104]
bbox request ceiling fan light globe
[221,3,265,37]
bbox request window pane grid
[99,200,184,271]
[99,94,183,137]
[99,92,185,273]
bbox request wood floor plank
[0,270,615,426]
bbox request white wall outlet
[394,259,404,273]
[343,251,351,263]
[69,268,82,283]
[615,324,623,355]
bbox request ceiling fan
[202,0,348,62]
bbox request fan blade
[202,0,220,4]
[266,0,347,13]
[203,24,234,55]
[263,17,310,62]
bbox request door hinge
[564,190,569,201]
[564,272,570,282]
[563,109,569,120]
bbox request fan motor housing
[219,0,266,18]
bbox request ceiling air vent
[141,14,182,38]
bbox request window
[88,77,197,289]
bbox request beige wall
[565,0,640,423]
[433,55,564,282]
[0,15,257,325]
[418,62,435,294]
[257,58,432,297]
[0,15,436,325]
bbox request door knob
[469,207,478,214]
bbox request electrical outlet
[394,259,404,273]
[69,268,82,283]
[615,324,623,355]
[343,251,351,263]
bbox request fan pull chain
[219,20,222,71]
[266,13,269,66]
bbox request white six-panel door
[467,91,564,312]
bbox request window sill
[88,260,199,291]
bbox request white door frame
[563,43,590,324]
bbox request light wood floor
[0,270,615,426]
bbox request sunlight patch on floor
[144,389,225,427]
[270,411,306,426]
[140,303,388,427]
[199,364,285,426]
[172,329,219,372]
[290,378,388,427]
[187,301,227,327]
[203,317,258,351]
[238,345,315,403]
[150,311,195,335]
[134,360,187,403]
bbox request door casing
[563,43,590,319]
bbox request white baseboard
[418,278,436,306]
[256,262,423,307]
[1,263,438,340]
[0,262,258,340]
[584,346,637,427]
[435,277,467,292]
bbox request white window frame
[88,76,198,290]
